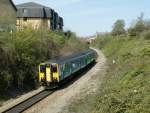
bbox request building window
[23,17,27,21]
[23,8,27,13]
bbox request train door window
[52,65,57,73]
[40,65,45,72]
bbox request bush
[91,34,112,49]
[141,30,150,40]
[0,71,13,91]
[128,28,137,36]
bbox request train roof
[44,49,95,64]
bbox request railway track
[2,90,55,113]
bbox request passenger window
[72,63,76,68]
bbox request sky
[13,0,150,37]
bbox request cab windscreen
[40,65,45,72]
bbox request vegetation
[112,19,126,36]
[0,29,88,100]
[128,13,150,36]
[91,35,150,113]
[62,15,150,113]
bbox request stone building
[16,2,63,30]
[0,0,17,31]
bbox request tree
[112,19,126,36]
[144,19,150,30]
[134,13,145,34]
[128,13,146,36]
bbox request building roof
[17,2,48,8]
[16,2,53,18]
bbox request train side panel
[70,58,81,73]
[59,57,81,81]
[59,62,70,80]
[80,56,86,68]
[59,51,96,82]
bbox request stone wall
[0,0,16,31]
[16,18,51,30]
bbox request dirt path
[23,48,107,113]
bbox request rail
[2,90,55,113]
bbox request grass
[92,36,150,113]
[62,35,150,113]
[0,96,9,101]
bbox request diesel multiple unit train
[38,49,97,88]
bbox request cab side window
[40,65,45,72]
[52,65,57,72]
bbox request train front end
[39,63,60,88]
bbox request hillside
[92,35,150,113]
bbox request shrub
[128,28,137,36]
[141,30,150,40]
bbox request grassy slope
[93,36,150,113]
[63,36,150,113]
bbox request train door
[51,64,59,82]
[46,65,52,82]
[39,64,46,82]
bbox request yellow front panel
[53,73,59,81]
[52,64,59,82]
[39,65,45,82]
[39,73,44,82]
[46,67,51,82]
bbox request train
[38,49,97,88]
